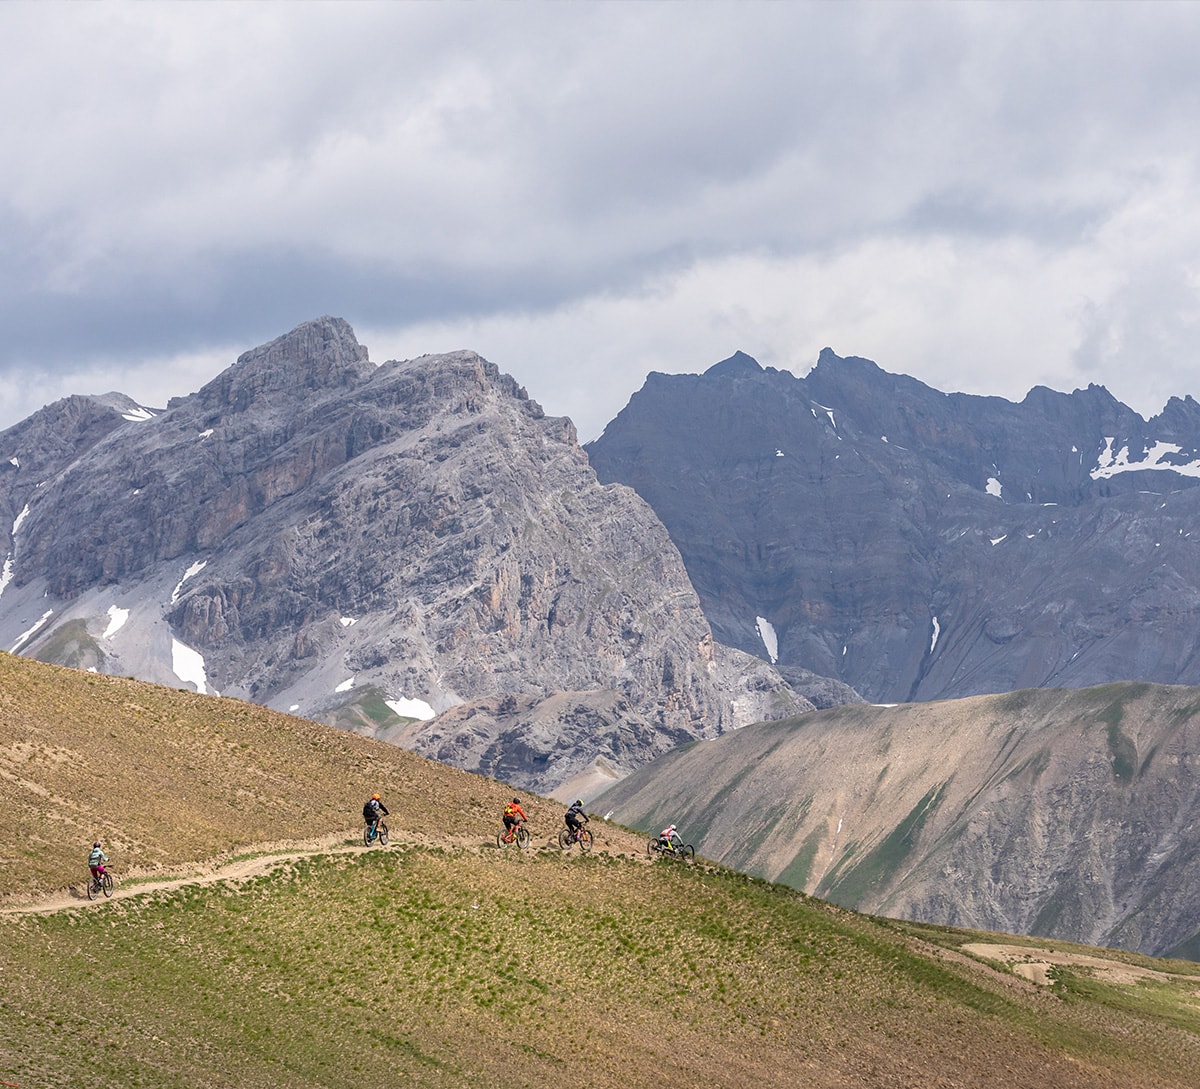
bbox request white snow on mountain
[755,615,778,664]
[169,559,208,604]
[171,637,215,695]
[12,610,53,653]
[103,605,129,638]
[1091,438,1200,480]
[385,696,436,721]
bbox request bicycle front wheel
[680,844,695,862]
[101,872,114,897]
[377,822,389,846]
[578,828,593,853]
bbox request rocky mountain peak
[703,350,763,378]
[588,347,1200,704]
[189,316,374,414]
[0,322,814,795]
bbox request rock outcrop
[587,350,1200,703]
[0,319,813,792]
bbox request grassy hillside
[0,651,522,898]
[3,655,1200,1087]
[595,683,1200,957]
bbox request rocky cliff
[596,681,1200,958]
[587,350,1200,703]
[0,319,812,794]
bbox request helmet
[93,841,101,847]
[574,799,583,807]
[371,794,380,801]
[512,797,521,805]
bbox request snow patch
[775,449,785,457]
[171,638,215,695]
[335,677,356,693]
[12,503,31,535]
[122,406,156,422]
[169,559,208,604]
[103,606,129,639]
[990,535,1007,546]
[985,476,1003,498]
[929,616,941,654]
[385,697,436,721]
[11,609,53,652]
[7,456,17,467]
[198,429,214,439]
[289,704,300,712]
[339,617,358,627]
[1092,437,1200,480]
[755,616,778,664]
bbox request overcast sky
[3,2,1200,442]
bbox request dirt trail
[0,825,647,917]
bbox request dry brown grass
[3,652,1200,1088]
[0,651,595,898]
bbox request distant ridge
[588,348,1200,703]
[596,680,1200,958]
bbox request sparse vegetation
[2,653,1200,1087]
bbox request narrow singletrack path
[0,826,647,917]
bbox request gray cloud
[3,3,1200,439]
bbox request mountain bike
[87,868,114,900]
[364,819,389,846]
[647,835,694,862]
[557,825,594,852]
[497,821,531,850]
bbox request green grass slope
[2,655,1200,1087]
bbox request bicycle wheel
[86,875,98,901]
[558,828,573,851]
[515,825,531,849]
[364,824,374,846]
[680,844,695,861]
[101,872,114,897]
[647,838,659,857]
[578,828,593,853]
[377,822,389,846]
[497,828,512,849]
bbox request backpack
[363,801,376,821]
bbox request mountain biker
[88,841,109,880]
[564,799,588,840]
[503,797,528,841]
[658,823,679,852]
[363,793,389,837]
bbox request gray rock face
[0,318,812,793]
[596,682,1200,958]
[587,349,1200,703]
